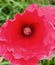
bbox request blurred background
[0,0,55,65]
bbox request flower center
[21,24,34,37]
[24,27,32,36]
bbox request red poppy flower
[0,4,55,65]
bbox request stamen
[21,24,34,37]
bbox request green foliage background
[0,0,55,65]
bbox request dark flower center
[21,24,34,37]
